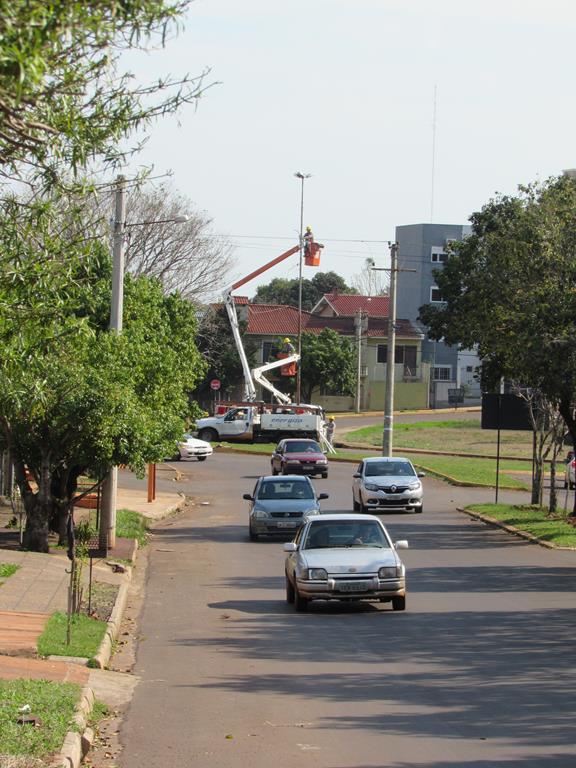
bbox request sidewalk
[0,473,184,677]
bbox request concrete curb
[457,506,576,551]
[54,547,138,768]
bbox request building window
[262,340,280,364]
[377,345,417,369]
[430,285,443,302]
[431,247,447,263]
[433,366,452,381]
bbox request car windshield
[284,441,321,453]
[303,520,389,549]
[365,461,415,477]
[257,480,314,500]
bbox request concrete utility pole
[100,175,126,550]
[383,243,398,456]
[295,171,311,404]
[372,243,416,457]
[355,309,367,413]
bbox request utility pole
[295,171,311,404]
[355,309,367,413]
[100,175,126,550]
[372,243,416,457]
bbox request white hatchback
[175,434,213,462]
[352,456,424,514]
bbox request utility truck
[195,403,326,444]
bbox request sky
[123,0,576,299]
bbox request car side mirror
[417,472,426,478]
[318,492,329,500]
[353,472,361,478]
[283,542,297,552]
[242,493,253,501]
[394,540,409,549]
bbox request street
[117,451,576,768]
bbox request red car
[271,439,329,478]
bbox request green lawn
[116,508,149,546]
[0,562,19,583]
[0,679,81,758]
[37,611,107,659]
[344,420,535,458]
[467,504,576,548]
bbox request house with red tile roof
[237,294,430,411]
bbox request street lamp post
[294,171,311,404]
[99,175,189,550]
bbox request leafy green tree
[252,271,356,310]
[418,176,576,514]
[0,0,208,184]
[300,329,356,404]
[0,198,206,551]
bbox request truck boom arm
[251,354,300,405]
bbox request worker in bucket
[281,337,295,355]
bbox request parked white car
[174,434,213,462]
[284,513,408,611]
[352,456,424,514]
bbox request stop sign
[210,379,221,391]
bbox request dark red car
[271,438,329,478]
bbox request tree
[0,1,209,184]
[95,183,235,301]
[418,176,576,514]
[194,305,258,407]
[252,271,356,310]
[351,258,388,296]
[300,329,356,404]
[0,197,206,552]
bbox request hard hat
[283,337,291,343]
[329,416,335,421]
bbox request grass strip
[0,679,80,758]
[116,508,149,546]
[37,611,107,659]
[0,562,19,581]
[467,504,576,548]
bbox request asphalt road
[117,451,576,768]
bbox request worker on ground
[325,416,335,445]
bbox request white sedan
[284,513,408,612]
[174,434,213,462]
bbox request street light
[294,171,311,404]
[100,175,189,550]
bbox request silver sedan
[284,514,408,612]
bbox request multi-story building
[395,223,481,408]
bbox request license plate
[276,521,298,528]
[337,581,371,592]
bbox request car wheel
[272,466,278,475]
[286,576,295,604]
[564,480,569,489]
[571,482,576,490]
[171,453,181,462]
[352,496,360,512]
[294,587,308,612]
[392,596,406,611]
[415,505,423,514]
[249,526,259,542]
[321,472,328,479]
[198,428,218,442]
[360,502,369,514]
[197,456,207,462]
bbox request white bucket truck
[196,403,325,444]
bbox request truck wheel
[198,428,218,442]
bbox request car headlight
[303,508,319,517]
[308,568,328,580]
[317,458,327,464]
[379,566,402,578]
[407,481,421,490]
[253,509,270,519]
[364,483,379,491]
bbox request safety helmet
[283,337,291,343]
[329,416,335,421]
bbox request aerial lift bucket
[277,352,297,376]
[304,241,322,267]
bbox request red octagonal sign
[210,379,221,391]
